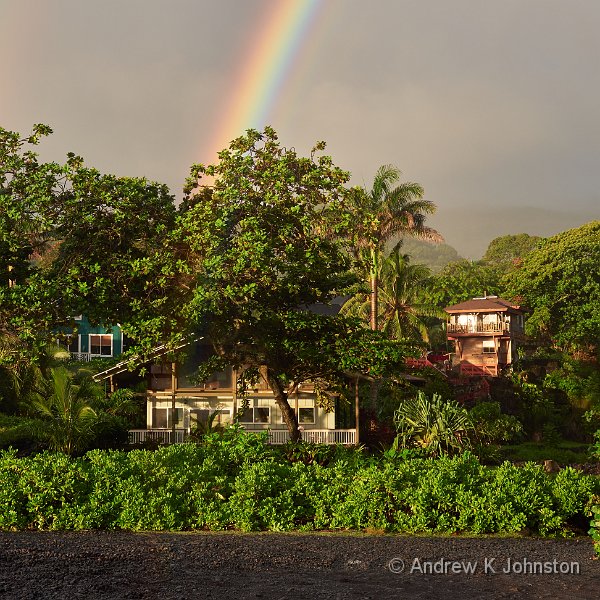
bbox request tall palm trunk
[370,273,378,331]
[369,248,380,413]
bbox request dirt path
[0,532,598,600]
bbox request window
[190,408,231,427]
[68,335,81,354]
[239,405,271,424]
[58,335,80,353]
[152,407,183,428]
[280,402,316,425]
[482,340,496,354]
[298,407,315,424]
[89,334,113,356]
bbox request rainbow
[202,0,325,163]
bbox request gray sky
[1,0,598,257]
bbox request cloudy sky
[1,0,598,257]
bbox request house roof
[92,336,204,381]
[444,296,522,314]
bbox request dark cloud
[1,0,598,256]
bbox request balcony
[447,321,509,335]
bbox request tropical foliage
[343,246,443,342]
[505,221,600,354]
[22,366,103,455]
[347,164,441,330]
[0,437,597,536]
[393,391,471,456]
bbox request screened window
[152,407,183,428]
[482,340,496,354]
[298,407,315,424]
[239,406,270,424]
[190,408,231,427]
[89,334,113,356]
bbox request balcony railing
[71,352,92,362]
[447,322,509,334]
[459,363,498,377]
[268,429,357,445]
[128,429,186,444]
[127,428,357,445]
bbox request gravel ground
[0,532,598,600]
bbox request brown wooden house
[444,295,526,377]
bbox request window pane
[254,407,270,423]
[239,407,253,423]
[100,335,112,355]
[68,336,79,353]
[172,408,184,427]
[90,335,100,355]
[298,407,315,424]
[153,408,168,428]
[190,409,210,426]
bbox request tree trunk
[370,273,378,331]
[369,251,380,425]
[266,368,301,443]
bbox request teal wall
[65,317,123,357]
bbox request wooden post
[171,362,176,443]
[232,368,238,419]
[355,377,360,445]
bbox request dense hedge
[0,431,598,535]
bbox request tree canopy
[0,124,179,365]
[481,233,541,273]
[505,221,600,354]
[420,259,501,310]
[178,128,413,441]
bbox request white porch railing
[128,428,357,445]
[268,429,357,445]
[71,352,92,362]
[128,429,186,444]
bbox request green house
[61,316,124,360]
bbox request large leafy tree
[422,259,501,310]
[505,221,600,354]
[348,165,441,331]
[0,124,179,366]
[481,233,541,275]
[178,128,412,442]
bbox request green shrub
[0,433,598,545]
[588,500,600,557]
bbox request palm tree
[27,366,101,455]
[349,165,442,331]
[378,248,445,340]
[343,245,445,342]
